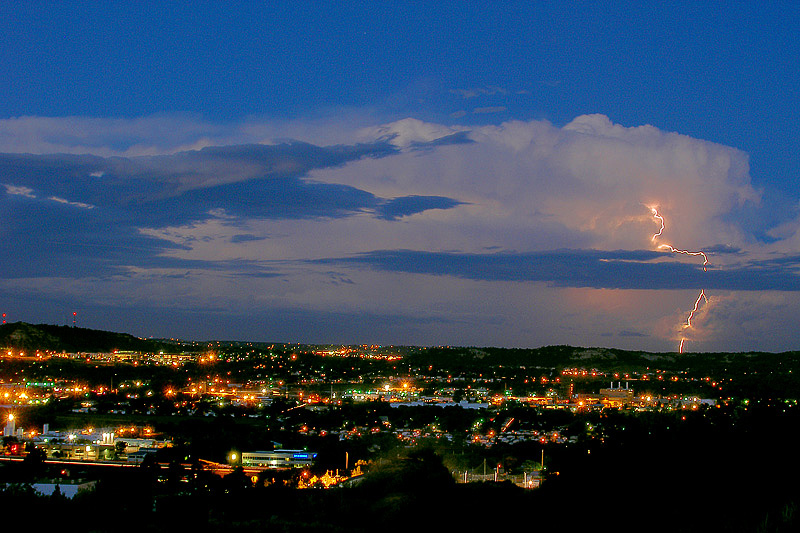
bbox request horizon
[3,320,798,356]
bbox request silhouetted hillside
[408,344,800,376]
[0,322,179,353]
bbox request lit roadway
[0,456,269,476]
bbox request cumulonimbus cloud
[2,112,798,351]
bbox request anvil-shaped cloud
[2,114,799,352]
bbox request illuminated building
[241,449,317,468]
[3,414,14,437]
[599,382,634,407]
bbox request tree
[114,440,127,459]
[222,466,251,492]
[520,459,542,472]
[2,435,19,453]
[166,460,186,491]
[353,448,456,529]
[22,447,47,476]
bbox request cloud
[320,114,762,257]
[47,196,95,209]
[0,141,409,222]
[362,118,470,149]
[375,196,466,221]
[618,330,649,337]
[318,248,800,291]
[3,112,797,351]
[230,234,264,244]
[0,135,465,280]
[3,184,36,198]
[450,86,508,99]
[0,115,228,156]
[702,244,742,255]
[0,113,387,157]
[110,141,398,198]
[473,106,507,114]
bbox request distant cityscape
[0,322,798,530]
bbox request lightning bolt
[651,207,664,241]
[685,289,707,329]
[657,245,709,271]
[650,207,709,353]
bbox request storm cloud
[2,114,799,352]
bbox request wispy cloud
[472,106,507,114]
[450,86,508,99]
[3,184,36,198]
[47,196,95,209]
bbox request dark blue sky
[3,3,797,191]
[1,2,799,351]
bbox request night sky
[2,2,799,352]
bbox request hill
[0,322,180,353]
[407,344,800,376]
